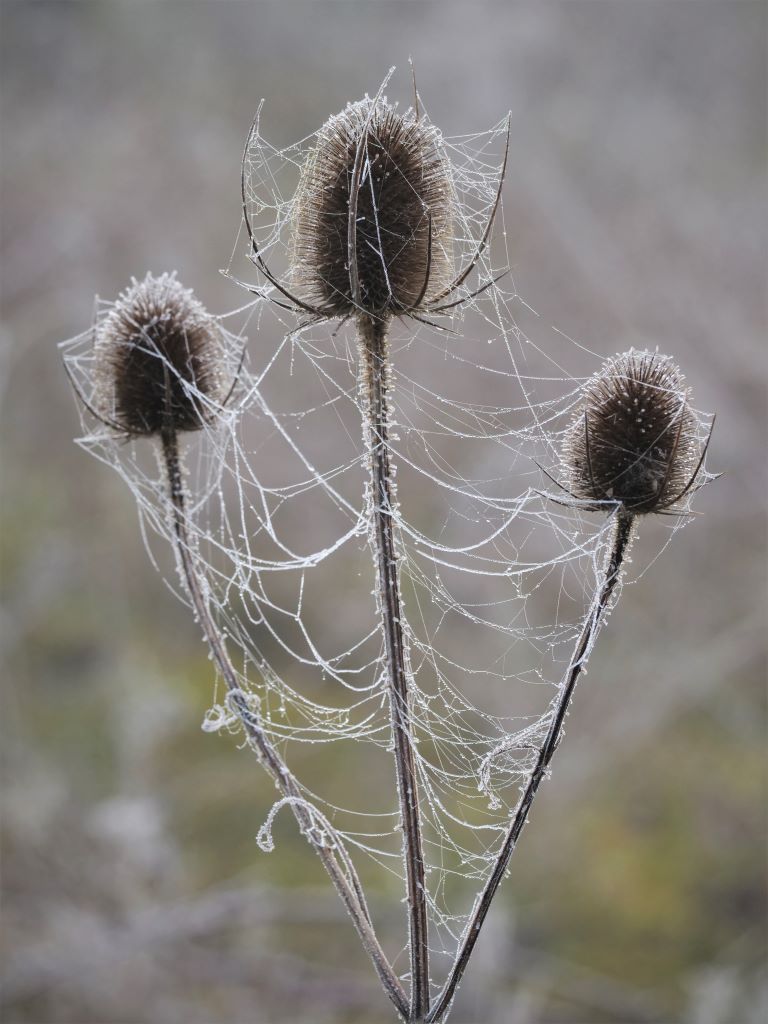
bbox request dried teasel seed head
[563,349,703,514]
[93,273,226,437]
[291,97,455,319]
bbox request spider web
[60,97,715,992]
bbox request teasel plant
[63,71,717,1024]
[426,349,716,1022]
[234,68,510,1022]
[62,271,410,1018]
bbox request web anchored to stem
[62,73,717,1024]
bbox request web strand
[61,111,716,997]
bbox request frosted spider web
[61,95,715,990]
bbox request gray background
[1,2,766,1022]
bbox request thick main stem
[428,510,635,1023]
[160,423,409,1022]
[359,316,430,1022]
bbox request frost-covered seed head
[564,349,700,514]
[291,98,454,318]
[94,273,225,436]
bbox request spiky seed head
[94,273,225,437]
[291,98,455,318]
[563,349,701,514]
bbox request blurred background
[1,2,766,1022]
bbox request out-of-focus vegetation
[1,2,765,1022]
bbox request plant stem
[428,510,635,1023]
[359,315,430,1022]
[160,422,409,1022]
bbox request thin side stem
[428,510,635,1023]
[160,423,409,1022]
[359,315,430,1022]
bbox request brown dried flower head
[93,273,225,437]
[290,97,455,318]
[563,349,705,515]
